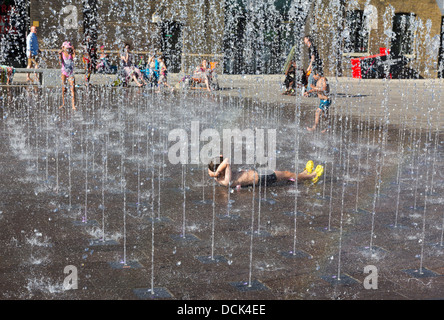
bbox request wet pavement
[0,76,443,301]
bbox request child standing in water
[59,41,76,110]
[305,68,331,132]
[156,55,174,92]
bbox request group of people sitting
[72,39,219,92]
[118,43,172,91]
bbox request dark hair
[208,156,224,172]
[304,35,313,44]
[312,68,323,76]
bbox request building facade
[1,0,443,78]
[308,0,444,78]
[27,0,226,73]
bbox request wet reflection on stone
[0,85,443,299]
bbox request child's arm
[307,78,326,94]
[214,158,229,177]
[59,51,64,67]
[216,158,232,187]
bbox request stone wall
[30,0,84,68]
[308,0,443,78]
[29,0,224,72]
[28,0,443,76]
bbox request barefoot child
[156,56,174,92]
[305,68,331,132]
[208,156,324,188]
[59,41,76,110]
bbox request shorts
[318,99,331,111]
[259,172,277,186]
[27,55,39,68]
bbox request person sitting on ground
[305,68,331,132]
[208,156,324,189]
[283,59,296,95]
[193,59,213,92]
[283,60,308,96]
[120,43,146,87]
[96,45,113,73]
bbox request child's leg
[69,77,76,110]
[26,57,33,81]
[297,171,317,181]
[60,75,66,108]
[274,170,296,181]
[275,170,316,182]
[32,58,39,82]
[320,109,329,133]
[314,108,322,127]
[307,108,322,131]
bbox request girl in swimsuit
[59,41,76,110]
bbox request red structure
[351,48,390,79]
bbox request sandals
[312,165,324,184]
[305,160,314,174]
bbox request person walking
[26,26,40,82]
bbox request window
[391,13,416,56]
[344,10,369,53]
